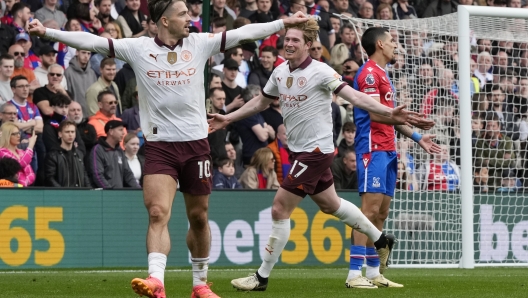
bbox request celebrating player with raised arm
[346,27,441,289]
[29,3,310,298]
[208,18,434,292]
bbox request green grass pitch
[1,267,527,297]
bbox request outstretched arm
[337,85,394,118]
[29,19,110,55]
[223,11,309,49]
[395,125,442,155]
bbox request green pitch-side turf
[0,267,526,297]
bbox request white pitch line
[0,268,344,274]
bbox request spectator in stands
[104,21,123,39]
[95,0,115,26]
[209,74,222,89]
[188,0,203,32]
[421,68,458,116]
[472,114,484,146]
[221,59,244,113]
[268,124,290,184]
[331,149,358,190]
[376,3,393,20]
[331,0,356,16]
[225,141,244,179]
[64,49,97,116]
[396,160,411,190]
[236,85,275,165]
[246,0,275,23]
[68,101,97,156]
[337,121,355,158]
[89,120,139,189]
[497,169,521,192]
[330,15,341,42]
[419,143,460,191]
[211,0,234,29]
[508,0,522,7]
[9,44,40,99]
[303,0,335,50]
[240,147,279,189]
[0,157,24,187]
[392,0,418,19]
[34,46,68,90]
[86,58,121,117]
[0,122,37,186]
[0,54,14,103]
[33,63,68,119]
[70,2,104,35]
[43,93,86,155]
[142,16,158,38]
[207,87,228,164]
[90,33,125,76]
[329,44,351,74]
[475,113,515,186]
[474,51,493,90]
[260,97,282,134]
[494,50,510,74]
[116,0,147,38]
[9,2,31,33]
[121,87,140,132]
[123,132,143,186]
[309,41,329,65]
[488,84,517,137]
[422,0,457,18]
[35,0,67,29]
[358,1,374,19]
[44,119,91,187]
[239,0,257,19]
[0,21,16,55]
[212,158,242,189]
[9,75,44,137]
[88,90,127,142]
[337,23,357,58]
[214,46,249,88]
[248,46,277,89]
[341,58,359,86]
[474,158,490,193]
[16,33,41,71]
[0,102,18,127]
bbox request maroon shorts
[281,151,334,197]
[144,138,212,195]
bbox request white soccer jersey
[109,34,227,142]
[262,57,346,154]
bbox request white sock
[191,257,209,287]
[332,198,382,241]
[366,265,380,279]
[148,252,167,285]
[347,269,363,280]
[257,219,290,278]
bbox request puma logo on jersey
[277,77,282,82]
[149,54,158,62]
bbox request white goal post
[334,6,528,269]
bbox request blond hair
[249,147,275,176]
[285,17,319,44]
[0,122,18,149]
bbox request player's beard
[390,56,397,65]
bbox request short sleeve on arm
[320,65,347,94]
[262,69,279,99]
[197,32,227,58]
[108,38,140,63]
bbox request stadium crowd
[0,0,526,192]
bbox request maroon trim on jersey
[220,31,227,53]
[262,91,278,100]
[288,56,312,72]
[108,38,115,58]
[154,35,183,50]
[334,82,347,95]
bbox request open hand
[207,113,230,133]
[418,134,442,155]
[28,19,47,37]
[390,105,422,126]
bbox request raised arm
[223,12,309,50]
[28,19,110,55]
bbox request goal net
[335,11,528,267]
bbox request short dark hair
[0,54,14,66]
[58,119,77,132]
[97,90,115,102]
[100,57,116,69]
[342,121,356,133]
[11,2,30,17]
[261,46,278,57]
[225,46,242,60]
[233,17,250,29]
[217,158,234,168]
[212,16,227,29]
[361,27,390,56]
[342,149,356,158]
[149,0,187,24]
[50,93,72,107]
[0,157,22,180]
[339,22,354,35]
[209,87,224,98]
[10,75,28,88]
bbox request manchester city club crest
[365,73,375,85]
[286,76,293,88]
[167,52,177,64]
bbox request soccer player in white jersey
[208,18,434,292]
[29,3,311,298]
